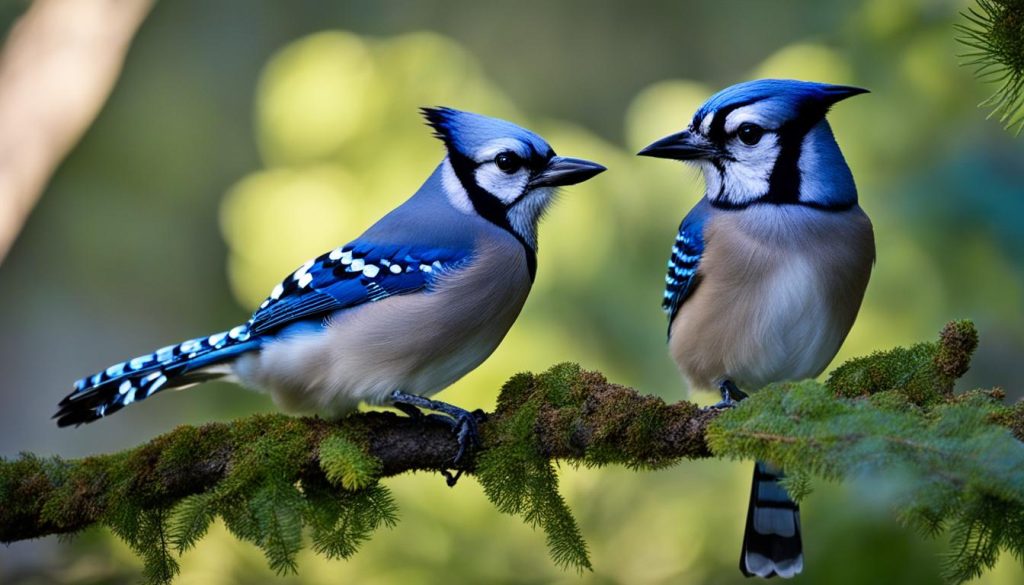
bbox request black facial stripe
[764,129,802,205]
[765,103,828,205]
[711,158,727,202]
[710,198,855,212]
[704,97,832,209]
[447,151,538,280]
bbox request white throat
[506,187,554,250]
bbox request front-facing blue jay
[638,80,875,578]
[55,107,606,461]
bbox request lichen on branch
[1,320,1021,585]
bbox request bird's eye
[737,123,765,146]
[494,151,522,173]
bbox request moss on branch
[1,320,1020,584]
[0,364,716,579]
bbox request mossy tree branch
[0,372,715,544]
[2,320,1022,584]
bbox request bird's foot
[705,380,749,410]
[391,391,484,470]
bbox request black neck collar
[446,152,538,281]
[709,197,856,213]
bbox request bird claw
[393,401,424,419]
[452,410,482,463]
[440,468,464,487]
[703,380,749,411]
[705,398,739,411]
[391,391,483,471]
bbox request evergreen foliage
[957,0,1024,134]
[0,416,399,584]
[708,321,1024,583]
[1,321,1021,583]
[476,366,594,571]
[318,433,382,490]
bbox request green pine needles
[0,416,399,584]
[957,0,1024,134]
[476,366,596,572]
[2,320,1022,583]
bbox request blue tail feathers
[55,324,259,427]
[740,461,803,579]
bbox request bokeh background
[1,0,1023,583]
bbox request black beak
[637,130,717,161]
[528,156,606,188]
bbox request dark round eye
[737,123,765,146]
[494,151,522,173]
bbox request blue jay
[638,80,875,578]
[55,107,605,462]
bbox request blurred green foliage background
[1,0,1023,583]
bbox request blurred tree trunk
[0,0,153,264]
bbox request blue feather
[421,107,553,160]
[692,79,868,128]
[248,240,471,335]
[56,240,472,427]
[663,198,711,334]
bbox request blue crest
[421,107,553,160]
[693,79,868,127]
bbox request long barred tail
[54,324,259,427]
[740,461,803,579]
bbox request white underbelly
[724,255,847,388]
[669,212,872,393]
[671,255,850,391]
[235,315,512,417]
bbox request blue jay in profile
[638,79,875,578]
[55,107,606,462]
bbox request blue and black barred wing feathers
[246,241,469,335]
[54,327,259,427]
[56,241,470,427]
[663,199,709,335]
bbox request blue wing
[55,239,473,426]
[247,240,472,336]
[663,198,710,334]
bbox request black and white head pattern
[424,107,557,250]
[685,79,868,210]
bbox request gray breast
[669,204,874,391]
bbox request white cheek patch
[474,164,529,205]
[718,133,780,205]
[441,158,473,214]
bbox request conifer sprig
[957,0,1024,134]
